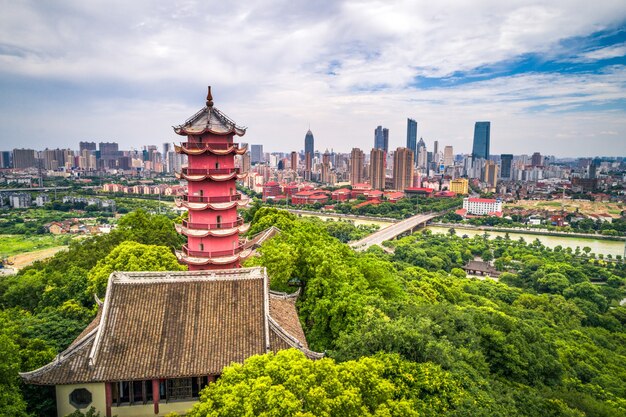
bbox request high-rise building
[483,160,498,188]
[472,122,490,160]
[374,126,389,153]
[42,148,67,170]
[321,150,333,185]
[350,148,365,185]
[392,147,414,191]
[173,87,250,271]
[449,178,469,194]
[531,152,542,167]
[12,148,37,169]
[79,141,96,153]
[500,154,513,179]
[406,119,417,164]
[251,145,264,164]
[443,146,454,167]
[290,151,298,171]
[304,129,314,160]
[0,151,11,169]
[369,148,386,190]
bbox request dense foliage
[0,210,185,417]
[235,208,626,417]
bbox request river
[426,226,624,257]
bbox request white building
[463,197,502,216]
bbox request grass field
[507,199,624,218]
[0,234,72,258]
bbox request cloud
[0,0,625,156]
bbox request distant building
[463,197,502,216]
[443,146,454,167]
[449,178,469,195]
[500,154,513,179]
[290,151,298,171]
[12,148,37,169]
[531,152,542,167]
[392,147,414,191]
[321,150,333,185]
[251,144,264,164]
[483,160,498,188]
[369,148,386,190]
[0,151,12,169]
[79,142,97,153]
[416,138,427,169]
[350,148,365,185]
[471,122,490,160]
[374,126,389,153]
[406,119,418,164]
[8,193,31,208]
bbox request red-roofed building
[331,188,352,202]
[405,187,434,197]
[463,197,502,216]
[291,190,329,205]
[364,190,384,200]
[351,183,372,199]
[262,181,281,201]
[354,199,381,209]
[384,191,405,202]
[434,191,456,198]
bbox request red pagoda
[174,87,251,270]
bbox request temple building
[174,87,251,270]
[21,268,321,417]
[21,89,321,417]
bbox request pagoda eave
[175,223,249,237]
[174,126,246,137]
[174,144,248,156]
[175,172,239,182]
[176,249,253,266]
[174,199,249,211]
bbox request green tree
[87,241,185,296]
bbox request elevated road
[350,212,440,251]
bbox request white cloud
[0,0,625,156]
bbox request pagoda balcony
[183,217,244,230]
[181,243,246,258]
[183,194,241,203]
[182,167,239,176]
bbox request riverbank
[433,222,625,241]
[287,209,397,227]
[426,225,625,257]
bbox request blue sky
[0,0,625,157]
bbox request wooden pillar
[105,382,112,417]
[152,379,160,414]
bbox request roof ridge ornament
[206,86,214,108]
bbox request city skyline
[0,2,625,156]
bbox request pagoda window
[199,189,204,197]
[216,215,222,228]
[215,162,220,169]
[199,243,204,251]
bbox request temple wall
[56,383,106,417]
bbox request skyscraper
[12,148,37,169]
[251,144,264,164]
[472,122,490,160]
[392,147,414,191]
[443,146,454,167]
[350,148,365,185]
[374,126,389,153]
[290,151,298,171]
[531,152,542,167]
[304,129,314,159]
[406,119,417,163]
[500,154,513,179]
[483,160,498,188]
[369,148,386,190]
[416,138,427,169]
[79,141,96,153]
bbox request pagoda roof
[21,267,321,385]
[173,87,247,137]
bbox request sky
[0,0,625,157]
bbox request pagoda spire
[206,86,214,108]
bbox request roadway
[350,212,440,251]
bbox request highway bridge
[350,212,440,251]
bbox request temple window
[69,388,92,409]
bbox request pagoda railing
[181,194,242,203]
[181,142,244,151]
[182,217,244,230]
[182,243,245,258]
[181,167,239,175]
